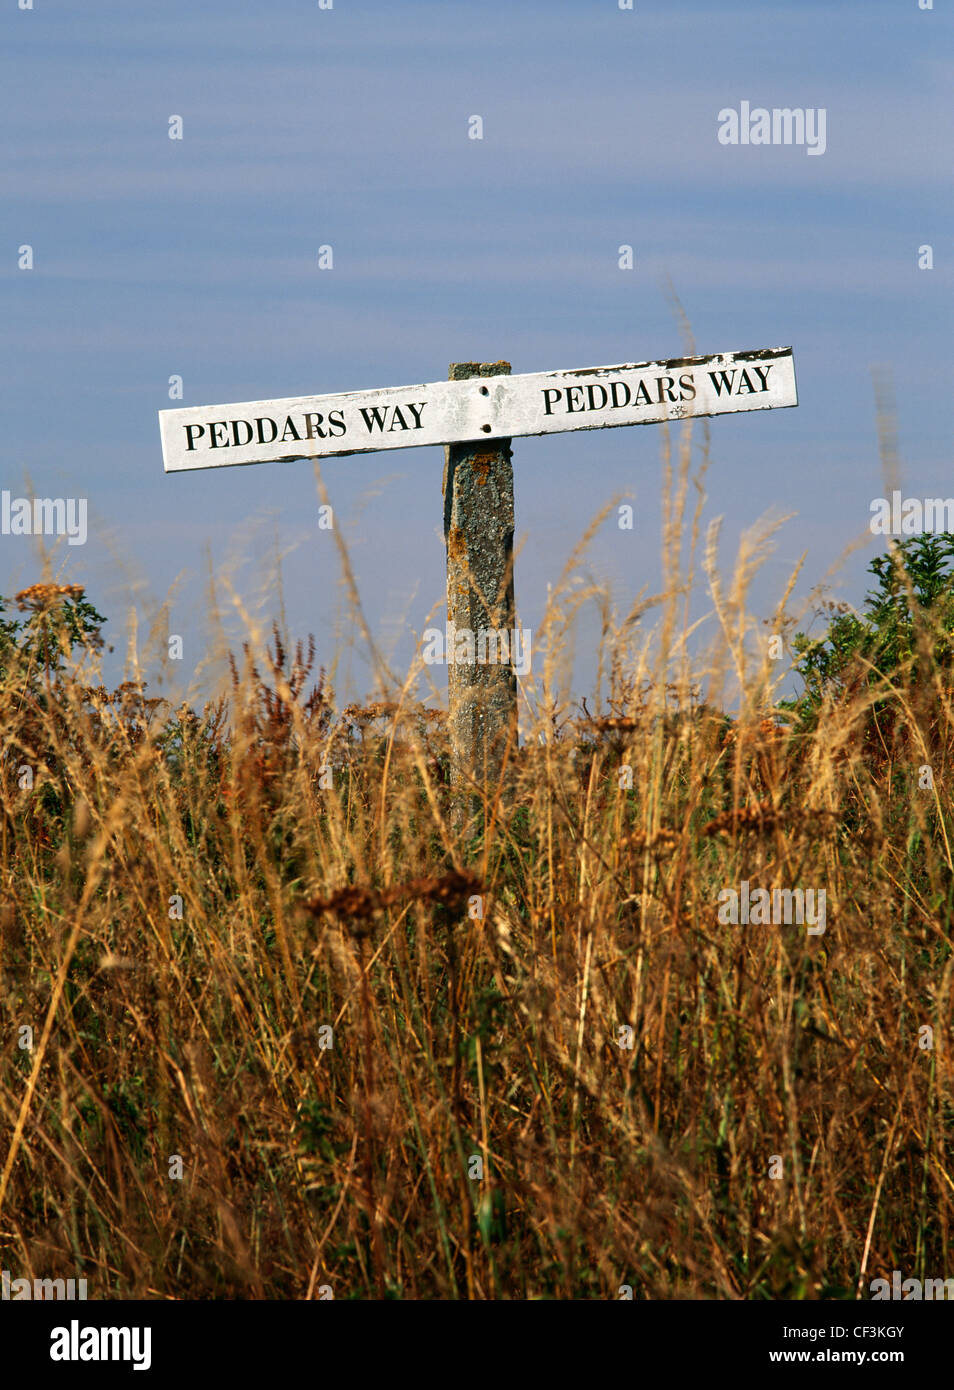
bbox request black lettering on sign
[655,376,678,403]
[256,417,278,444]
[633,380,652,406]
[359,403,427,433]
[231,420,253,446]
[209,422,229,448]
[609,382,630,408]
[708,370,736,397]
[679,373,696,400]
[542,388,562,415]
[586,384,609,411]
[304,412,326,440]
[281,416,302,442]
[360,405,389,432]
[185,424,205,451]
[328,409,347,437]
[565,385,585,413]
[707,365,773,398]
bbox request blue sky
[2,0,951,712]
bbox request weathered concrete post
[442,361,517,800]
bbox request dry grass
[1,418,952,1301]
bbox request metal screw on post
[442,361,517,813]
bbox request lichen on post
[442,361,517,807]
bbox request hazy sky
[3,0,951,713]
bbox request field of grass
[1,429,952,1300]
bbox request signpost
[160,346,798,797]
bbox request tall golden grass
[1,411,951,1300]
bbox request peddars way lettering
[182,401,427,453]
[541,363,774,416]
